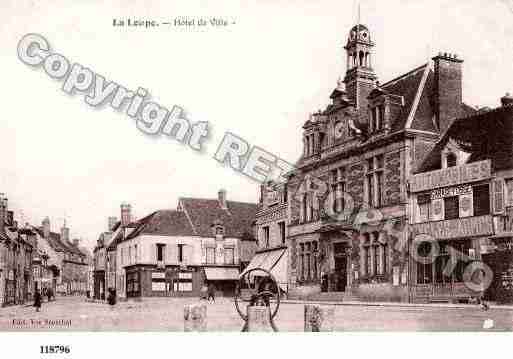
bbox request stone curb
[281,299,513,310]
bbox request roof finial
[357,1,361,35]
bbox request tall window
[365,246,371,277]
[366,156,385,207]
[278,222,286,245]
[134,244,138,262]
[224,247,235,265]
[312,242,318,280]
[128,246,132,264]
[417,193,431,222]
[299,243,305,280]
[331,167,346,214]
[156,244,165,262]
[444,196,459,220]
[382,242,388,275]
[305,243,311,280]
[206,247,215,264]
[263,226,270,248]
[473,184,490,216]
[416,242,433,284]
[178,244,184,262]
[373,245,379,276]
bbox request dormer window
[446,153,457,167]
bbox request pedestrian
[207,283,216,303]
[47,288,53,302]
[34,288,42,312]
[107,288,116,306]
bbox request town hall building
[285,22,477,302]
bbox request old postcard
[1,1,513,349]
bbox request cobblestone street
[1,296,512,331]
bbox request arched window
[446,153,457,167]
[359,51,365,66]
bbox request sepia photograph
[1,1,513,353]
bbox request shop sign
[430,184,472,200]
[152,272,165,279]
[411,215,493,240]
[410,160,491,192]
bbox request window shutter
[493,178,505,214]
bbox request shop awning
[241,248,288,292]
[204,267,240,281]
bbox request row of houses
[93,21,513,305]
[0,194,91,307]
[92,194,258,300]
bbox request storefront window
[382,243,388,275]
[417,242,433,284]
[435,243,451,284]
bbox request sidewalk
[281,298,513,310]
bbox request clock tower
[343,24,378,113]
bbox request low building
[111,190,257,299]
[410,100,513,304]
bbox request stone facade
[284,21,472,302]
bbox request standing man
[34,288,42,312]
[207,283,216,303]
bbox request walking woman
[34,288,42,312]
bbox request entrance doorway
[334,256,347,291]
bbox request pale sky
[1,0,513,251]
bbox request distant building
[107,190,257,299]
[35,218,88,295]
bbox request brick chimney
[42,217,50,238]
[120,203,131,227]
[432,52,463,134]
[218,189,227,209]
[501,93,513,107]
[7,211,14,227]
[60,223,70,243]
[0,194,6,232]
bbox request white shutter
[492,178,505,214]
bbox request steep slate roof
[366,63,476,133]
[34,227,85,257]
[179,198,257,238]
[415,104,513,174]
[380,64,431,132]
[125,210,195,240]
